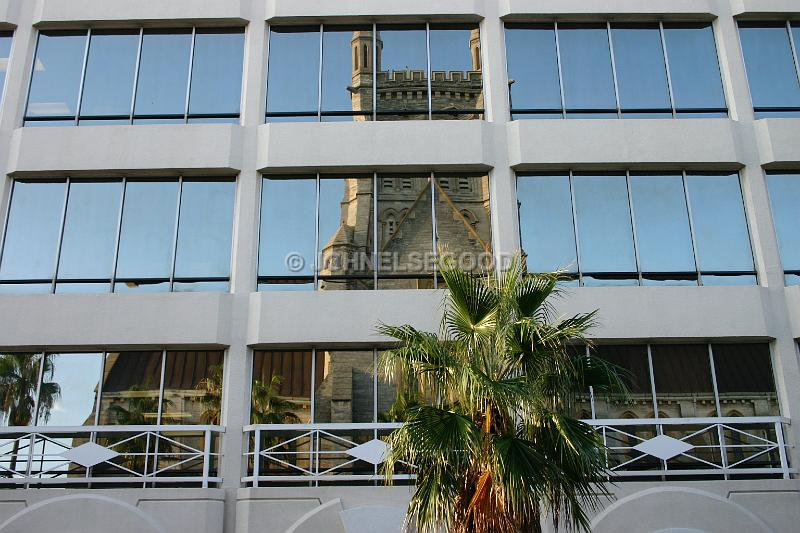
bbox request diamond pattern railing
[0,425,224,488]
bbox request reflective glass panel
[685,173,754,273]
[318,175,374,290]
[134,29,192,119]
[0,353,41,426]
[267,27,320,117]
[376,24,428,119]
[738,23,800,112]
[258,177,316,279]
[161,351,224,425]
[663,23,727,113]
[429,24,483,117]
[0,32,13,101]
[434,175,492,274]
[767,173,800,272]
[377,175,434,288]
[188,29,244,117]
[517,175,576,273]
[557,24,616,113]
[0,181,66,281]
[251,350,313,424]
[79,30,139,119]
[26,31,87,119]
[321,26,372,118]
[314,349,374,423]
[57,180,123,280]
[629,173,695,273]
[504,25,561,114]
[651,344,716,417]
[592,345,652,419]
[37,353,103,426]
[98,351,163,425]
[115,180,179,280]
[611,24,670,113]
[174,180,235,279]
[712,344,778,417]
[572,174,636,274]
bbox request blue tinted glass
[79,31,139,118]
[57,181,122,280]
[376,25,428,117]
[630,174,695,272]
[429,24,482,115]
[611,24,670,112]
[739,24,800,111]
[188,29,244,116]
[27,31,87,118]
[115,181,179,279]
[572,174,636,273]
[174,180,235,278]
[767,173,800,272]
[557,24,616,112]
[664,23,726,112]
[39,353,103,426]
[134,30,192,117]
[0,181,66,280]
[0,32,12,102]
[259,178,316,277]
[505,25,561,112]
[322,26,372,115]
[686,173,754,272]
[517,175,577,273]
[267,27,320,116]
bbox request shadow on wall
[286,498,406,533]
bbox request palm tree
[0,353,60,473]
[104,388,170,473]
[196,364,224,425]
[251,375,301,425]
[377,253,625,533]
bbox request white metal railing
[0,425,224,488]
[243,417,793,485]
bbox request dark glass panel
[376,24,428,119]
[258,177,316,279]
[685,173,754,274]
[26,31,87,119]
[57,180,123,280]
[79,30,139,119]
[321,26,372,117]
[174,180,235,279]
[0,353,41,426]
[429,24,482,117]
[161,351,224,425]
[188,28,244,117]
[37,353,103,426]
[557,24,616,113]
[571,174,636,274]
[766,173,800,272]
[251,350,313,424]
[663,23,727,112]
[434,174,492,274]
[629,173,695,274]
[738,23,800,112]
[504,25,561,113]
[592,345,652,420]
[115,180,179,280]
[267,27,320,117]
[712,344,779,417]
[98,351,163,425]
[314,349,374,423]
[651,344,716,417]
[0,32,13,101]
[133,29,192,118]
[517,174,576,273]
[0,181,66,281]
[318,175,374,289]
[611,24,670,113]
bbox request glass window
[173,180,235,280]
[0,353,42,426]
[685,173,755,283]
[0,32,13,102]
[767,172,800,281]
[161,351,224,425]
[571,174,636,279]
[712,344,779,417]
[592,345,652,419]
[611,24,671,116]
[504,25,562,117]
[251,350,313,424]
[79,30,139,122]
[37,353,103,426]
[434,174,492,274]
[651,344,715,417]
[258,177,316,288]
[188,29,244,121]
[0,181,66,284]
[115,180,179,284]
[321,26,373,120]
[629,173,695,275]
[266,27,320,120]
[663,22,727,116]
[557,24,617,116]
[376,24,428,120]
[133,29,192,122]
[314,349,374,423]
[98,351,163,425]
[517,174,577,274]
[26,31,87,123]
[429,23,483,118]
[738,23,800,117]
[56,180,123,285]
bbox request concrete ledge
[508,119,742,170]
[501,0,716,19]
[754,119,800,168]
[732,0,800,18]
[266,0,482,22]
[0,292,233,348]
[7,124,243,176]
[258,121,492,172]
[33,0,248,26]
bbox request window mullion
[110,177,127,292]
[317,24,323,121]
[625,171,643,284]
[169,177,183,291]
[430,172,438,288]
[130,28,144,124]
[568,171,582,285]
[74,29,92,125]
[0,179,16,275]
[372,24,377,122]
[314,173,320,289]
[659,21,677,117]
[553,21,567,118]
[682,171,703,285]
[786,21,800,96]
[707,344,722,416]
[51,178,71,293]
[22,32,42,124]
[184,27,197,123]
[373,172,378,290]
[606,21,622,118]
[426,22,433,120]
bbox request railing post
[202,429,211,489]
[776,420,790,480]
[717,422,729,479]
[24,432,36,489]
[252,429,260,488]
